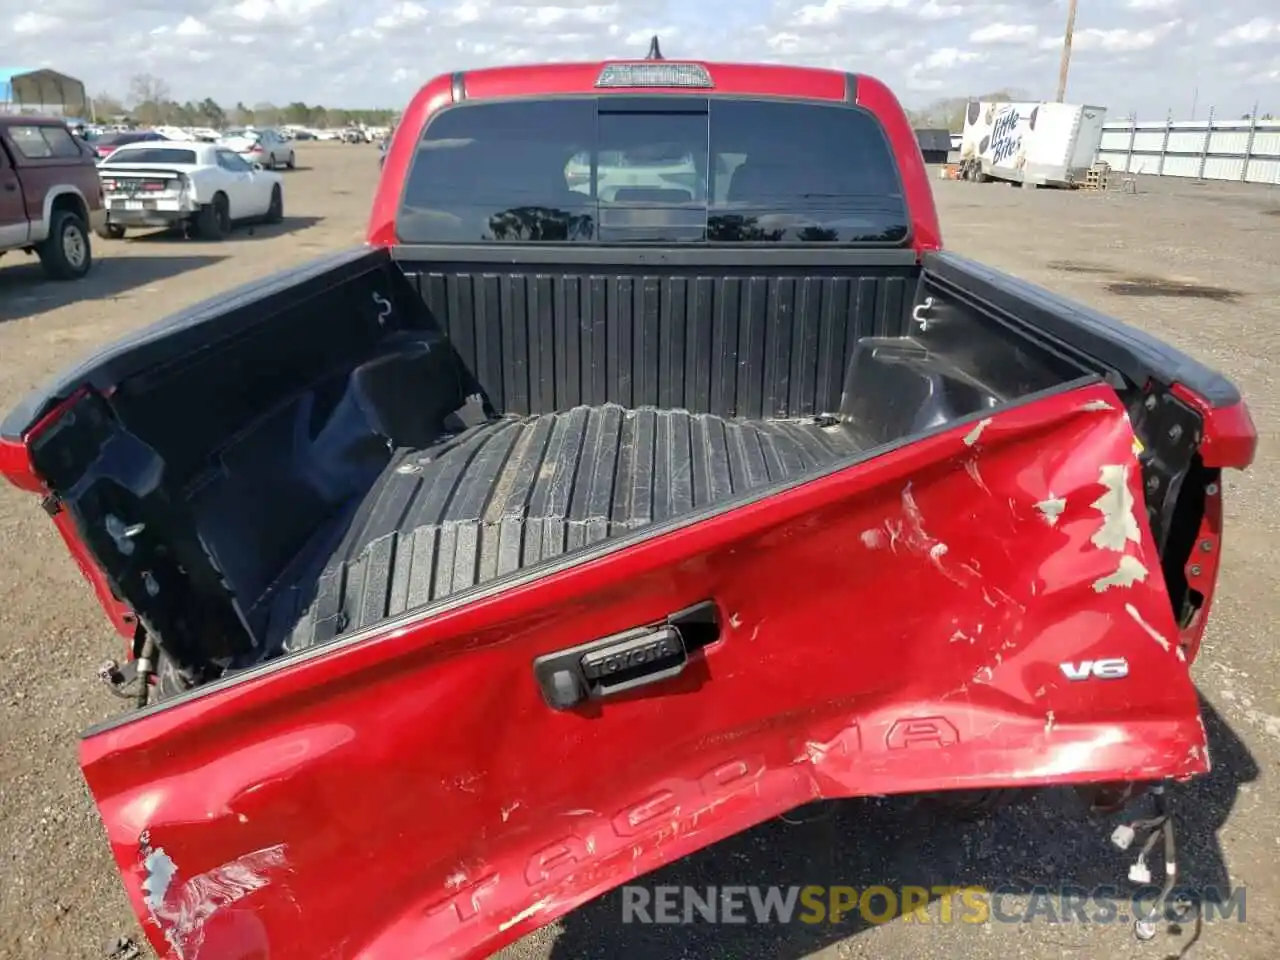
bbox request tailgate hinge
[40,493,61,516]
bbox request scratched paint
[899,483,968,586]
[1034,494,1066,526]
[138,833,289,959]
[1090,464,1141,551]
[964,458,990,494]
[497,896,555,932]
[1124,602,1185,661]
[962,417,993,446]
[1093,554,1149,593]
[859,528,884,549]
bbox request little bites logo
[977,104,1039,168]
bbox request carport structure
[0,68,87,117]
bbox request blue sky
[3,0,1277,118]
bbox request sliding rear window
[396,96,909,245]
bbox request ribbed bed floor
[264,404,864,652]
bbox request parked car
[0,115,105,279]
[218,127,295,169]
[96,141,284,239]
[342,127,368,143]
[0,42,1258,960]
[90,130,168,162]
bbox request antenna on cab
[647,36,664,60]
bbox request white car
[96,141,285,240]
[218,128,296,169]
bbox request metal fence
[1096,113,1280,185]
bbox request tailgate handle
[533,601,720,710]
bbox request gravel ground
[0,146,1275,960]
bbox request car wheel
[286,152,296,170]
[97,223,127,240]
[194,194,231,240]
[38,209,93,280]
[265,185,284,224]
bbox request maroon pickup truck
[0,44,1260,959]
[0,115,104,280]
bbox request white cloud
[1066,19,1184,53]
[918,1,964,20]
[969,23,1039,44]
[173,16,210,36]
[1214,17,1279,46]
[0,0,1273,119]
[13,12,61,34]
[922,46,984,69]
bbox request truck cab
[0,115,105,280]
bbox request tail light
[249,143,264,153]
[101,178,116,191]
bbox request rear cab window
[397,96,909,244]
[5,124,86,161]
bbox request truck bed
[263,404,865,652]
[7,246,1109,674]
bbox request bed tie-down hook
[912,296,936,332]
[372,292,393,327]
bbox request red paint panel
[82,382,1204,960]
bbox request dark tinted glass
[6,126,54,159]
[103,148,197,165]
[400,99,596,243]
[397,97,907,245]
[41,126,85,159]
[707,99,907,244]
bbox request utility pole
[1056,0,1079,103]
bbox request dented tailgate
[78,380,1213,960]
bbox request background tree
[127,73,172,125]
[253,101,281,127]
[907,89,1029,131]
[198,98,226,128]
[90,93,126,122]
[89,75,399,131]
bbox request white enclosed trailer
[959,100,1107,188]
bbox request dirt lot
[0,143,1276,960]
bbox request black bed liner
[262,404,864,652]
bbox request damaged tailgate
[83,381,1211,960]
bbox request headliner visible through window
[397,97,909,245]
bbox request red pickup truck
[0,115,104,279]
[0,47,1258,960]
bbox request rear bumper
[105,204,194,228]
[106,212,190,229]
